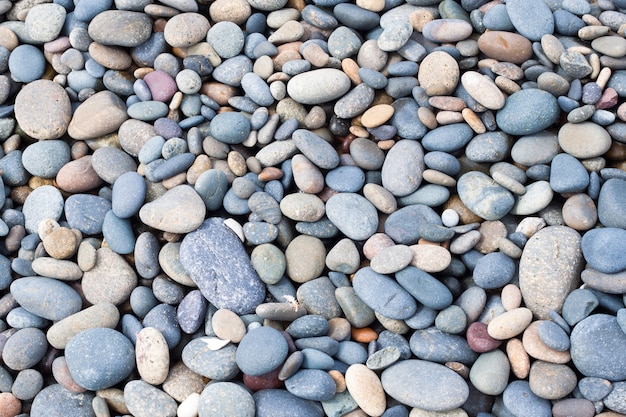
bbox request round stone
[558,122,612,159]
[65,328,135,391]
[14,80,71,140]
[236,326,288,376]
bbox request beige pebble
[268,20,304,44]
[506,338,530,379]
[212,308,247,343]
[363,183,397,214]
[487,307,533,340]
[162,171,187,189]
[97,388,129,415]
[436,111,464,125]
[410,244,451,273]
[0,393,21,417]
[375,311,410,334]
[418,51,460,96]
[409,8,435,32]
[528,360,577,400]
[462,108,486,134]
[345,364,386,416]
[578,25,610,41]
[495,75,521,95]
[461,71,506,110]
[422,169,456,187]
[445,361,470,379]
[515,217,546,237]
[349,125,370,138]
[417,106,438,129]
[227,151,247,177]
[522,321,571,364]
[361,104,394,128]
[501,284,522,311]
[186,155,211,185]
[497,237,523,259]
[136,327,170,385]
[0,27,19,51]
[302,42,329,67]
[161,362,207,403]
[596,66,612,89]
[449,230,481,255]
[209,0,251,24]
[562,193,597,231]
[357,0,384,11]
[409,409,468,417]
[341,58,361,85]
[474,220,507,254]
[491,171,526,195]
[377,139,395,151]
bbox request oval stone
[326,193,378,241]
[353,267,417,320]
[496,89,559,136]
[519,226,584,319]
[10,277,82,321]
[457,171,515,221]
[287,69,351,105]
[381,359,469,412]
[381,139,425,197]
[558,122,612,159]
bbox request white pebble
[177,392,200,417]
[441,208,460,227]
[223,218,245,242]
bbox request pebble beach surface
[3,0,626,416]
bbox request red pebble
[243,367,283,391]
[466,321,502,353]
[595,87,619,110]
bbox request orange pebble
[351,327,378,343]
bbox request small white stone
[177,392,200,417]
[442,208,460,227]
[223,218,244,241]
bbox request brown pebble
[243,367,282,391]
[444,195,482,225]
[161,362,206,403]
[329,370,346,393]
[428,96,466,111]
[417,106,438,129]
[258,167,284,181]
[56,155,104,193]
[477,31,533,64]
[4,225,26,253]
[327,317,351,341]
[186,155,211,185]
[506,338,530,379]
[9,186,32,205]
[562,193,597,231]
[462,108,487,134]
[161,171,187,189]
[52,356,86,393]
[88,43,132,70]
[42,227,80,259]
[362,233,395,260]
[200,82,238,106]
[409,8,435,32]
[96,388,130,415]
[474,220,507,254]
[0,28,19,51]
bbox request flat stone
[381,139,425,197]
[139,185,206,234]
[67,90,128,140]
[519,226,584,319]
[381,359,469,412]
[287,69,351,105]
[180,218,265,314]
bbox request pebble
[65,328,135,391]
[14,80,71,140]
[518,226,584,319]
[381,360,469,412]
[124,380,177,417]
